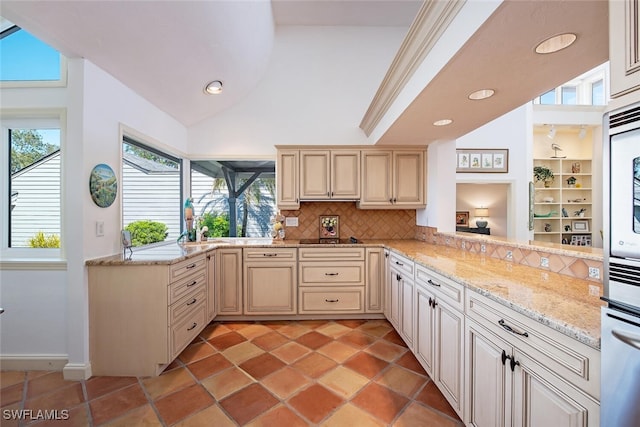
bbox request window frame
[0,24,68,88]
[1,109,65,263]
[121,133,184,246]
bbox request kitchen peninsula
[87,234,602,425]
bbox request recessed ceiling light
[204,80,223,95]
[433,119,453,126]
[468,89,495,100]
[535,33,577,54]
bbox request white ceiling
[1,0,608,143]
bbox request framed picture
[456,211,469,227]
[572,220,589,232]
[456,149,509,173]
[89,163,117,208]
[320,215,339,239]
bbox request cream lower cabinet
[88,254,208,377]
[243,248,297,315]
[388,251,415,349]
[414,265,465,419]
[206,250,217,322]
[465,291,600,427]
[216,248,243,315]
[298,247,365,314]
[365,247,384,313]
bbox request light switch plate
[96,221,104,237]
[285,217,298,227]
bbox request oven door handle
[612,329,640,351]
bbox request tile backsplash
[281,202,416,240]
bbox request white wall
[456,104,532,240]
[188,26,408,157]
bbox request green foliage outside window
[124,220,169,247]
[10,129,58,174]
[28,231,60,248]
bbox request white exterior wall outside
[10,153,61,247]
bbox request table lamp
[475,207,489,228]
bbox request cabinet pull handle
[325,299,339,303]
[428,297,434,308]
[396,273,401,281]
[187,280,197,287]
[395,261,403,266]
[510,357,520,372]
[427,279,441,287]
[389,198,393,203]
[325,272,339,276]
[393,198,397,203]
[187,298,197,306]
[263,253,278,257]
[186,263,196,269]
[187,322,198,331]
[498,319,529,337]
[328,191,331,197]
[385,252,389,258]
[501,350,508,366]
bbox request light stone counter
[86,238,602,349]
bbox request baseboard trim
[0,354,68,371]
[63,362,92,381]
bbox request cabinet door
[365,248,384,313]
[466,321,511,427]
[435,299,465,417]
[206,252,216,322]
[300,150,330,199]
[610,0,640,97]
[388,268,401,330]
[216,249,242,314]
[393,150,425,206]
[512,351,598,427]
[383,250,391,319]
[400,276,415,350]
[244,262,297,314]
[277,150,299,209]
[331,150,360,199]
[415,284,436,376]
[360,150,393,206]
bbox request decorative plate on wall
[89,163,117,208]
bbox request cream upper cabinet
[299,149,360,200]
[610,0,640,98]
[359,149,425,208]
[277,149,299,209]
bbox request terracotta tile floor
[0,319,464,426]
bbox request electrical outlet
[96,221,104,237]
[481,244,486,253]
[589,285,601,296]
[540,257,549,268]
[285,217,298,227]
[588,267,600,279]
[505,250,513,260]
[461,241,466,249]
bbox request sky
[0,26,60,81]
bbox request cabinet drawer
[298,247,365,261]
[168,270,206,304]
[169,300,206,359]
[466,291,600,399]
[169,254,206,282]
[299,262,364,286]
[243,248,297,261]
[415,264,464,311]
[389,252,414,276]
[169,287,206,324]
[299,287,364,313]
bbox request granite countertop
[86,238,602,349]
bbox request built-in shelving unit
[533,158,592,246]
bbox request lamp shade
[475,208,489,217]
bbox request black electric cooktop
[298,237,362,245]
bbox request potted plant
[566,176,577,188]
[534,166,555,188]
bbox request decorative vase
[544,223,552,232]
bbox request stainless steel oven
[602,102,640,426]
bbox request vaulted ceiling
[1,0,608,144]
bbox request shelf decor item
[456,149,508,173]
[456,211,469,227]
[533,166,555,188]
[320,215,339,239]
[572,220,589,232]
[89,163,117,208]
[566,176,577,187]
